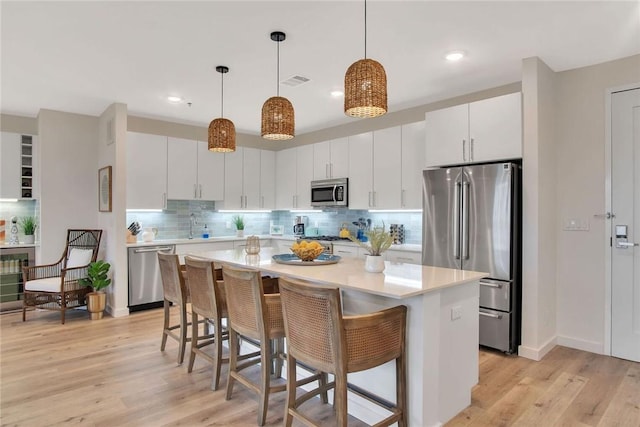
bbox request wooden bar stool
[184,256,229,391]
[221,265,304,426]
[279,276,408,427]
[157,252,191,365]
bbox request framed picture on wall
[98,166,112,212]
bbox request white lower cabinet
[385,250,421,264]
[275,146,313,210]
[332,244,367,259]
[175,241,234,255]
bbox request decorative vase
[23,234,35,244]
[141,227,157,242]
[236,229,244,238]
[86,291,107,320]
[364,255,385,273]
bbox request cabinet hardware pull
[479,311,502,319]
[134,247,173,253]
[194,184,197,198]
[199,184,202,198]
[326,164,329,178]
[462,139,467,162]
[470,138,474,161]
[163,193,167,209]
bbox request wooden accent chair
[222,265,310,426]
[184,256,229,390]
[22,229,102,324]
[279,277,408,427]
[157,252,191,365]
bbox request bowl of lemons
[290,240,325,261]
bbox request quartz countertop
[0,243,38,249]
[126,234,294,248]
[187,247,486,299]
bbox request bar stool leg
[178,303,188,364]
[258,343,271,426]
[397,353,407,427]
[225,329,238,400]
[212,318,223,391]
[284,354,296,427]
[335,378,348,427]
[161,300,170,351]
[187,312,199,372]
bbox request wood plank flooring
[1,308,639,426]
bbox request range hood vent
[281,75,311,87]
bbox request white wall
[37,109,99,262]
[555,54,640,353]
[519,57,558,360]
[98,103,129,317]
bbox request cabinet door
[167,137,197,200]
[401,121,426,209]
[425,104,468,167]
[275,147,297,209]
[260,150,276,209]
[0,132,21,199]
[197,141,225,201]
[348,132,374,209]
[332,244,358,258]
[469,92,522,162]
[329,137,349,178]
[295,145,314,209]
[243,147,261,209]
[373,127,402,209]
[127,132,167,209]
[224,147,244,209]
[313,141,331,180]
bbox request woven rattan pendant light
[344,0,387,118]
[208,65,236,152]
[261,31,295,140]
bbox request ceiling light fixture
[445,51,465,61]
[208,65,236,153]
[331,90,344,97]
[167,96,183,103]
[261,31,295,140]
[344,0,387,118]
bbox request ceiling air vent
[281,75,311,87]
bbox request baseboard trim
[556,335,604,355]
[518,335,557,361]
[106,306,130,318]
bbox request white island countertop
[186,247,487,299]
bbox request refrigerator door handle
[453,181,461,259]
[462,181,470,259]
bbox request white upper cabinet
[167,137,198,200]
[348,132,374,209]
[425,92,522,167]
[296,145,314,209]
[401,121,426,209]
[223,147,272,210]
[275,147,297,209]
[260,150,275,209]
[373,126,402,209]
[469,92,522,162]
[0,132,22,199]
[313,137,349,180]
[167,137,224,201]
[196,141,225,201]
[275,145,313,210]
[127,132,167,209]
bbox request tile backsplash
[126,201,422,244]
[0,200,38,241]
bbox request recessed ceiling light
[445,51,465,61]
[331,90,344,97]
[167,96,183,103]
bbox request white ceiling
[2,1,639,136]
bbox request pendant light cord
[364,0,367,59]
[276,40,280,96]
[220,71,224,117]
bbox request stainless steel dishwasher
[128,244,175,312]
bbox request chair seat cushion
[25,277,61,292]
[67,248,94,268]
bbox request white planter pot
[236,230,244,238]
[364,255,385,273]
[23,235,35,244]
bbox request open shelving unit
[20,135,33,199]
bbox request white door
[611,87,640,362]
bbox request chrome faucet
[189,213,197,239]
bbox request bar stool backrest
[222,265,266,342]
[158,252,186,305]
[184,256,226,319]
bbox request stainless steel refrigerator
[422,162,521,353]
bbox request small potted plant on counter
[349,224,393,273]
[79,260,112,320]
[232,215,245,238]
[19,216,37,244]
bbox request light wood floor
[1,308,639,427]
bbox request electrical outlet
[451,305,462,320]
[226,221,232,229]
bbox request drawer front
[385,250,421,264]
[479,308,511,352]
[479,279,511,311]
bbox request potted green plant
[232,215,245,237]
[349,224,394,273]
[19,216,37,244]
[79,260,112,320]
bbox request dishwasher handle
[133,246,174,253]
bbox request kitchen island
[188,247,487,427]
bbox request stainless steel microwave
[310,178,348,207]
